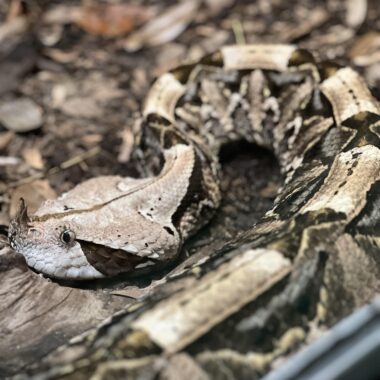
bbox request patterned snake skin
[8,44,380,288]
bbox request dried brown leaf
[74,4,154,37]
[81,134,103,148]
[277,7,329,42]
[123,0,200,52]
[259,181,279,198]
[43,5,81,25]
[204,0,235,16]
[6,0,22,21]
[349,31,380,66]
[0,131,14,151]
[0,16,28,44]
[60,97,102,118]
[44,48,80,64]
[21,147,44,170]
[118,127,134,163]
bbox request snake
[7,44,380,282]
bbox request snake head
[7,144,215,280]
[8,198,105,280]
[8,198,181,280]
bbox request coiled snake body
[8,44,380,292]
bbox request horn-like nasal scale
[15,198,30,226]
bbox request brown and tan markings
[8,44,380,377]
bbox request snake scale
[7,43,380,287]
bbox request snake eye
[60,229,76,244]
